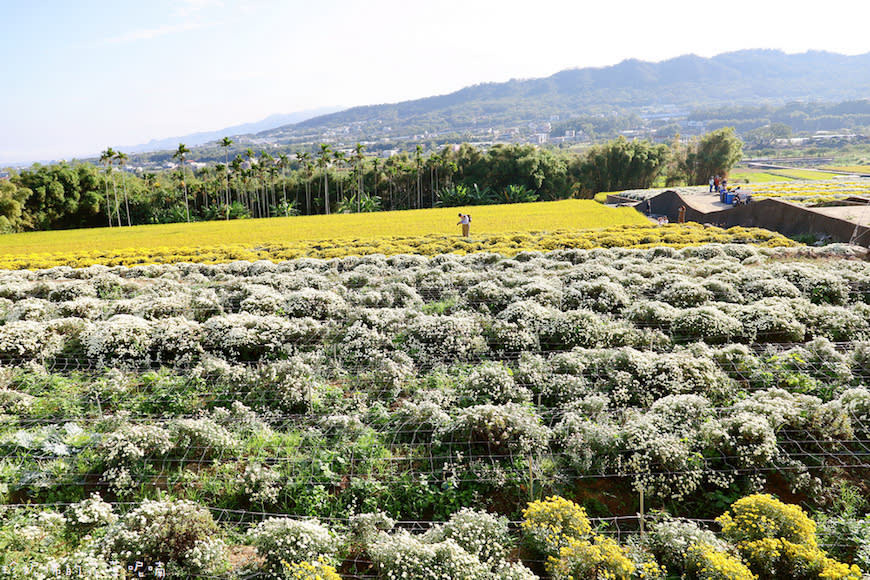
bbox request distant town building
[0,171,10,181]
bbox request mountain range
[290,49,870,127]
[233,49,870,150]
[120,106,344,154]
[98,49,870,163]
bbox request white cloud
[98,0,222,45]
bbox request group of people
[732,188,749,205]
[709,175,729,193]
[711,175,751,206]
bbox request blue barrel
[725,192,734,205]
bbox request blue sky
[3,0,870,164]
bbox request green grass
[768,168,843,180]
[730,168,844,183]
[729,169,792,183]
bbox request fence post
[639,487,645,539]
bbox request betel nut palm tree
[173,143,191,222]
[99,147,116,227]
[114,150,132,226]
[317,143,332,215]
[221,137,233,219]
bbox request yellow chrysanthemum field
[0,199,795,269]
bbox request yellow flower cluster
[821,166,870,174]
[735,538,862,580]
[522,496,639,579]
[747,178,870,202]
[281,558,342,580]
[716,494,818,546]
[0,223,796,270]
[687,543,756,580]
[0,199,643,255]
[548,535,636,580]
[717,494,862,580]
[637,560,668,579]
[521,495,592,555]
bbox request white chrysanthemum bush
[99,498,228,577]
[246,517,342,578]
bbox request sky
[3,0,870,165]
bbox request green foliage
[680,127,744,185]
[493,184,539,204]
[578,136,670,193]
[0,179,30,232]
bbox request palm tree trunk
[282,170,288,216]
[103,174,113,227]
[122,172,131,226]
[183,180,190,222]
[111,172,121,225]
[324,173,330,215]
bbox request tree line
[0,128,742,232]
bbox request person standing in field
[457,213,470,237]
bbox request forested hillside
[261,50,870,141]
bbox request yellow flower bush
[686,543,756,580]
[282,558,342,580]
[521,496,592,556]
[716,494,818,547]
[548,535,636,580]
[717,494,862,580]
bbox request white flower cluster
[200,312,320,361]
[239,462,282,505]
[169,416,238,458]
[671,306,743,344]
[100,498,226,575]
[246,517,341,578]
[421,507,511,568]
[65,492,117,532]
[563,278,631,313]
[149,316,203,364]
[244,357,323,412]
[6,297,56,321]
[647,518,727,573]
[403,314,487,368]
[283,288,348,320]
[368,531,491,580]
[362,505,538,580]
[0,388,35,414]
[461,361,531,405]
[81,315,153,366]
[439,403,551,455]
[0,320,61,359]
[97,422,172,465]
